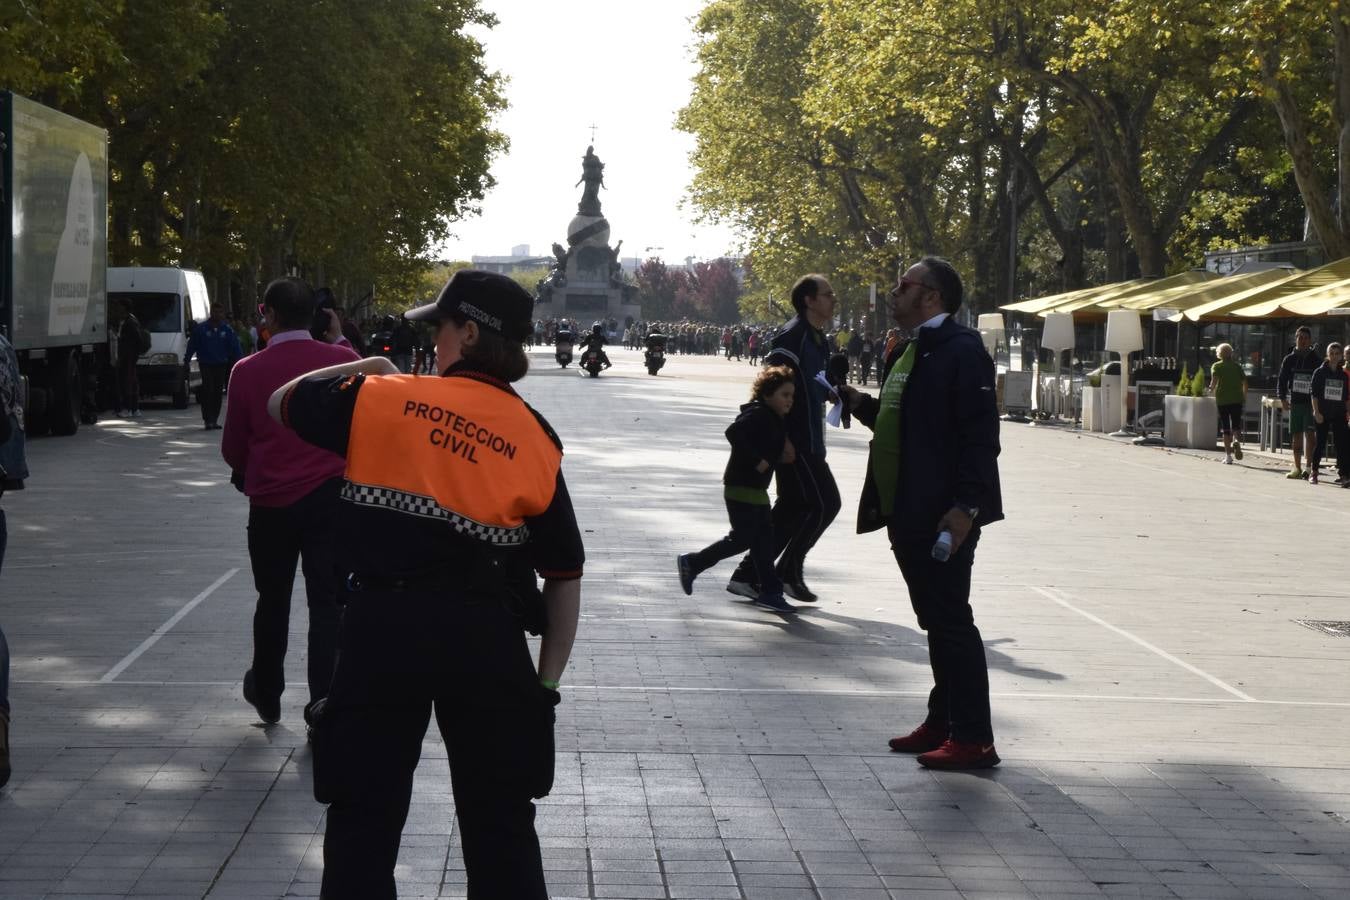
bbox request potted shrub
[1163,360,1218,448]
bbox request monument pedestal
[534,146,642,328]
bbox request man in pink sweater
[222,278,360,728]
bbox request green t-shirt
[1210,359,1246,406]
[724,484,770,506]
[871,342,917,517]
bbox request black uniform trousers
[245,478,343,709]
[1311,414,1350,479]
[200,362,230,425]
[734,451,840,585]
[891,529,993,745]
[689,499,782,596]
[318,587,558,900]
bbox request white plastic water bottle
[931,530,954,562]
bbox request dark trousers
[200,363,230,425]
[116,362,139,412]
[319,590,556,900]
[690,499,781,595]
[737,451,840,584]
[1311,415,1349,478]
[892,530,993,744]
[245,479,343,708]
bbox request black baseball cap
[404,269,533,341]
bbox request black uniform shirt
[284,362,584,581]
[1310,364,1348,418]
[1278,347,1321,405]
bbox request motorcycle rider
[578,323,612,370]
[644,330,668,374]
[554,319,576,366]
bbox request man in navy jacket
[841,257,1004,770]
[728,274,842,603]
[185,306,243,429]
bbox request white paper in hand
[814,372,844,427]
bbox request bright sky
[435,0,740,265]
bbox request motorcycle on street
[554,328,575,368]
[644,332,667,376]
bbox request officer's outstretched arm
[267,356,399,424]
[538,577,581,684]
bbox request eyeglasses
[889,277,937,298]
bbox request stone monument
[535,146,640,328]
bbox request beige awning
[1114,268,1291,313]
[1189,256,1350,320]
[1038,270,1217,317]
[1000,281,1135,314]
[1267,276,1350,316]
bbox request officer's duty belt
[346,571,453,593]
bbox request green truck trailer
[0,91,108,435]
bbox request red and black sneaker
[917,739,1000,770]
[887,721,947,754]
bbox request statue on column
[575,145,605,216]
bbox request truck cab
[107,267,209,408]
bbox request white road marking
[1032,585,1256,702]
[98,568,240,684]
[15,680,1346,708]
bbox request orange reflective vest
[343,373,561,545]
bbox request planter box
[1163,395,1218,449]
[1082,376,1122,433]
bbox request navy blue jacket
[723,401,787,490]
[853,317,1003,538]
[764,315,830,456]
[1277,347,1320,406]
[185,320,243,366]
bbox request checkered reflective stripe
[342,482,530,546]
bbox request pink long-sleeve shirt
[221,330,360,507]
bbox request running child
[677,366,796,614]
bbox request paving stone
[2,348,1350,898]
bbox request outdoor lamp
[1041,312,1074,355]
[1104,309,1144,437]
[977,313,1005,356]
[1040,312,1075,420]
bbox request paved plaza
[1,346,1349,899]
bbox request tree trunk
[1334,0,1350,241]
[1262,40,1350,259]
[1094,143,1126,282]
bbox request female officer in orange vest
[268,270,584,899]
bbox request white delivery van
[107,267,210,407]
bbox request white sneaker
[1223,456,1233,465]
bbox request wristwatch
[954,501,979,520]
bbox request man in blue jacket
[727,274,842,603]
[841,257,1004,770]
[185,305,243,430]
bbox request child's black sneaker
[677,554,696,596]
[752,593,795,615]
[782,580,818,603]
